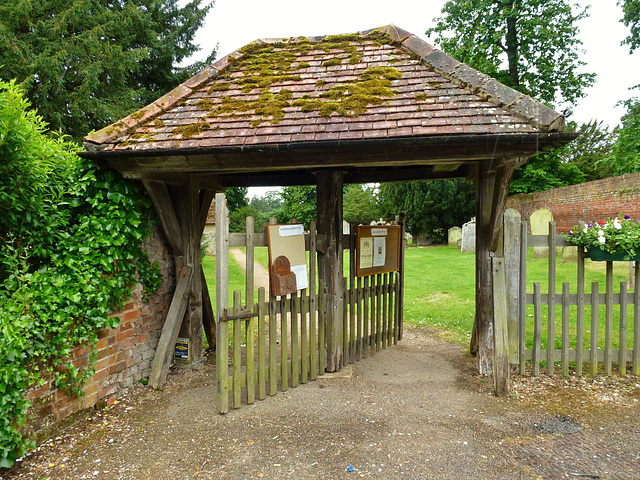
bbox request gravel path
[5,325,640,479]
[230,248,270,292]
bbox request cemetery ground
[5,246,640,479]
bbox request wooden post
[473,159,518,379]
[315,170,344,372]
[397,211,406,340]
[492,256,509,396]
[215,193,230,413]
[503,209,521,364]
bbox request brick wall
[506,173,640,233]
[26,225,175,434]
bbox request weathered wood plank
[201,266,216,350]
[518,221,527,375]
[547,221,556,376]
[576,239,585,377]
[398,211,406,340]
[619,282,628,375]
[319,280,326,374]
[301,291,309,384]
[363,276,370,358]
[142,180,183,255]
[246,299,256,405]
[605,262,613,376]
[561,282,570,377]
[257,287,266,400]
[504,209,521,364]
[309,221,318,380]
[268,295,278,396]
[281,296,289,392]
[149,265,193,389]
[349,223,356,362]
[533,282,541,376]
[492,256,509,396]
[291,292,299,388]
[357,276,363,357]
[215,193,230,413]
[387,274,394,346]
[591,282,600,377]
[382,273,388,350]
[342,277,348,368]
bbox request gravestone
[343,220,350,235]
[448,226,462,247]
[530,209,554,258]
[461,218,476,253]
[562,246,578,263]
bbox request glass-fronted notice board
[355,225,401,277]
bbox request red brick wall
[26,225,175,433]
[506,173,640,233]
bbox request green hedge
[0,80,161,467]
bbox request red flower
[598,221,606,225]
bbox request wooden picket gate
[502,212,640,378]
[214,193,405,413]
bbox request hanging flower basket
[586,247,640,262]
[565,215,640,262]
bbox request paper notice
[359,237,373,269]
[371,228,387,236]
[279,224,304,237]
[291,264,309,290]
[373,236,386,267]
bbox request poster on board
[355,225,401,277]
[266,224,308,296]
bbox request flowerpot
[586,247,640,262]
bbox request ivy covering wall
[0,80,161,467]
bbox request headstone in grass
[530,209,553,258]
[461,218,476,252]
[562,246,578,263]
[448,226,462,247]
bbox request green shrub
[0,80,161,467]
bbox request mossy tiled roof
[84,25,566,154]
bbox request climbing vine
[0,80,161,467]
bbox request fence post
[215,193,230,413]
[503,209,521,365]
[492,256,509,395]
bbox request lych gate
[81,25,574,403]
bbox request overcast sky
[184,0,639,197]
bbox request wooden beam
[149,265,193,389]
[316,170,344,372]
[488,164,516,252]
[201,266,216,350]
[198,188,216,236]
[142,180,184,255]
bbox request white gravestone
[530,209,554,258]
[448,226,462,247]
[461,219,476,253]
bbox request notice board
[356,225,401,277]
[266,224,308,296]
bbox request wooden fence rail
[514,219,640,378]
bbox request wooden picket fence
[215,193,404,413]
[513,217,640,377]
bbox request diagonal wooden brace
[149,265,193,389]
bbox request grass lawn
[203,245,636,350]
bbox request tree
[0,0,214,140]
[378,180,475,239]
[343,184,380,225]
[249,190,283,215]
[510,151,585,194]
[427,0,595,108]
[277,186,317,227]
[563,120,618,181]
[620,0,640,53]
[224,187,249,211]
[603,97,640,175]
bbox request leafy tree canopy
[620,0,640,53]
[603,97,640,175]
[510,151,585,194]
[249,191,283,215]
[343,184,380,226]
[378,180,475,238]
[427,0,595,109]
[224,187,249,211]
[561,120,618,181]
[0,0,214,140]
[276,186,317,228]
